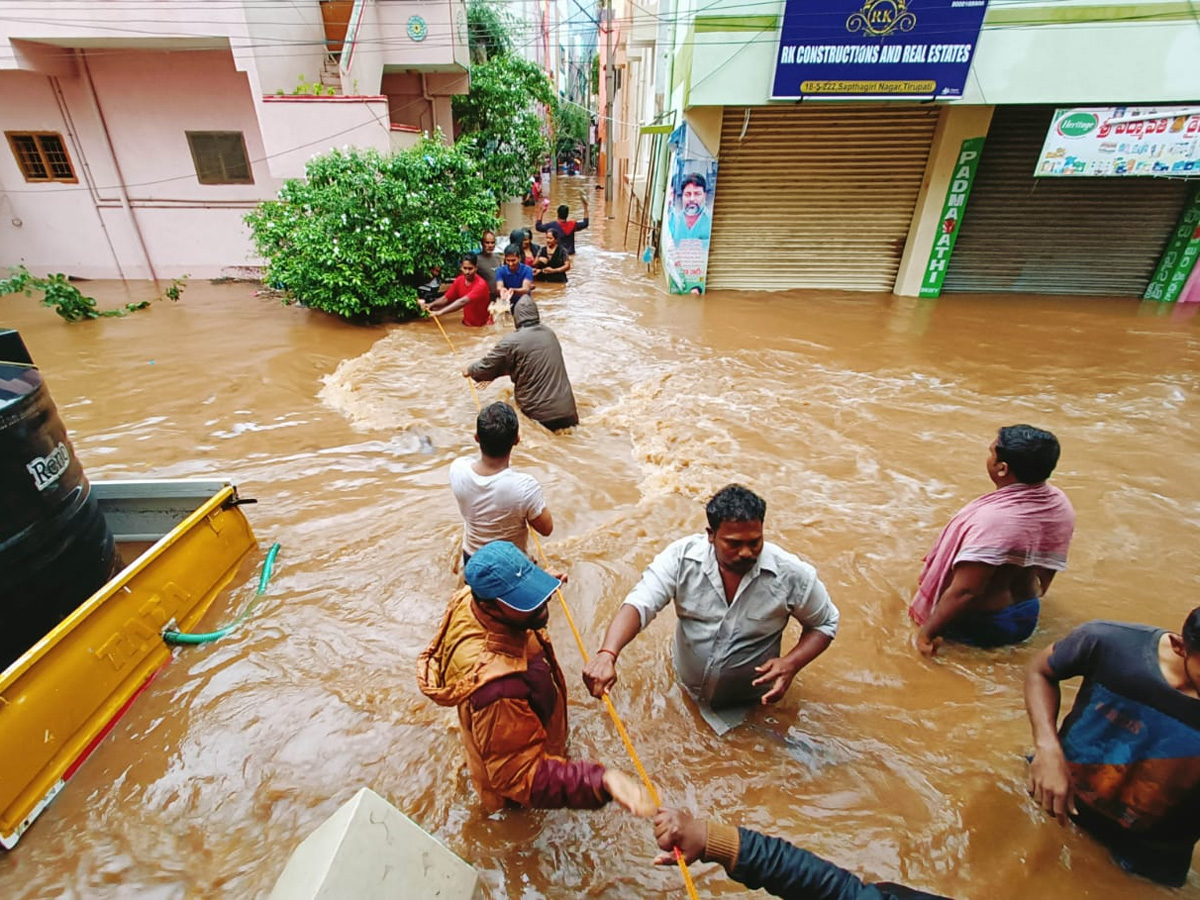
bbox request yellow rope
[529,531,701,898]
[430,314,701,898]
[429,312,483,410]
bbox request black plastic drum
[0,348,118,671]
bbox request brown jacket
[416,586,607,811]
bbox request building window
[186,131,253,185]
[5,132,77,183]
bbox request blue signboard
[772,0,990,100]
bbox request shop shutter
[943,105,1193,296]
[706,105,939,291]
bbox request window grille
[5,132,77,183]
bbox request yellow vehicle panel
[0,484,256,847]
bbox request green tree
[454,54,554,202]
[244,137,500,320]
[552,97,589,160]
[466,0,514,64]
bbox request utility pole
[603,0,615,217]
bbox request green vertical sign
[1145,186,1200,302]
[919,136,985,299]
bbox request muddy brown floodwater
[2,189,1199,900]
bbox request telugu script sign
[1036,107,1200,178]
[1144,188,1200,302]
[771,0,990,100]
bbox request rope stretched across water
[428,312,701,898]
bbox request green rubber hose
[163,542,281,646]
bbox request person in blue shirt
[652,808,950,899]
[496,243,534,310]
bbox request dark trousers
[539,415,579,432]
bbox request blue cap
[465,541,561,612]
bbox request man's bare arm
[581,605,642,698]
[917,561,994,655]
[1037,569,1057,595]
[1025,645,1075,824]
[752,629,833,703]
[528,506,553,536]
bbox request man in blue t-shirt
[1025,607,1200,886]
[496,243,534,310]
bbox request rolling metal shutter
[943,105,1193,296]
[707,105,939,291]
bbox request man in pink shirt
[911,425,1075,655]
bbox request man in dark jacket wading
[463,297,579,431]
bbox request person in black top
[533,229,571,283]
[653,808,951,900]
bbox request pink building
[0,0,470,281]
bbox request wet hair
[460,251,478,266]
[681,173,707,193]
[476,402,519,457]
[509,228,527,248]
[503,243,521,258]
[481,230,496,242]
[995,425,1061,484]
[557,204,569,219]
[705,484,767,530]
[1183,607,1200,651]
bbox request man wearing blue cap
[417,541,653,815]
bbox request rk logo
[846,0,917,38]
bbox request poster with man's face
[662,124,717,295]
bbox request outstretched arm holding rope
[583,605,643,697]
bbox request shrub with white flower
[245,136,500,319]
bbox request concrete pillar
[893,105,994,297]
[269,788,481,900]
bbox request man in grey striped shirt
[582,485,839,733]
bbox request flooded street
[2,191,1199,899]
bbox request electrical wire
[5,4,1190,194]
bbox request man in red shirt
[421,253,492,326]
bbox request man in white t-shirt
[449,402,553,564]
